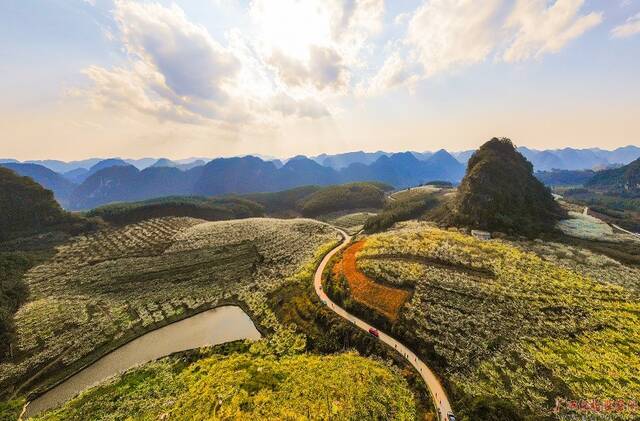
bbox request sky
[1,0,639,160]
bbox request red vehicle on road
[368,327,379,337]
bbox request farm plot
[557,211,639,243]
[350,221,640,419]
[331,241,410,321]
[0,217,339,398]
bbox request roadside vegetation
[325,221,640,420]
[32,341,418,421]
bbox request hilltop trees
[452,138,565,236]
[0,168,73,240]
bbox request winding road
[314,228,453,420]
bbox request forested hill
[453,138,566,236]
[586,157,640,195]
[0,167,77,241]
[87,182,392,224]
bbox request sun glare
[251,0,333,60]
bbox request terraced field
[0,217,340,399]
[327,221,640,419]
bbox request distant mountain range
[1,145,638,210]
[1,152,465,210]
[3,145,638,175]
[453,146,640,171]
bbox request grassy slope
[33,342,417,421]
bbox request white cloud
[249,0,383,94]
[268,93,330,119]
[114,1,239,102]
[394,12,411,25]
[611,12,640,39]
[80,1,243,124]
[268,46,349,91]
[362,0,604,96]
[80,1,340,126]
[358,52,420,96]
[77,0,606,123]
[406,0,503,77]
[503,0,603,62]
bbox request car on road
[368,327,379,337]
[447,411,456,421]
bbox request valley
[1,139,640,421]
[4,2,640,418]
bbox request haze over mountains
[1,145,639,210]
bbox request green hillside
[242,185,322,215]
[0,168,98,362]
[0,218,339,398]
[586,158,640,194]
[300,182,391,216]
[242,182,392,217]
[364,186,451,233]
[86,182,393,224]
[87,196,264,225]
[33,344,417,421]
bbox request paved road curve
[314,228,453,421]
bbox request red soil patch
[333,241,409,321]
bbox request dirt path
[313,228,454,421]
